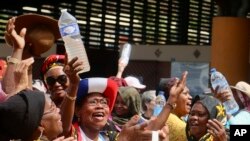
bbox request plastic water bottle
[119,43,131,65]
[58,9,90,74]
[210,68,239,115]
[153,91,166,116]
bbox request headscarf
[112,86,141,127]
[41,54,65,77]
[0,90,45,140]
[186,94,227,141]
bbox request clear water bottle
[153,91,166,116]
[210,68,239,115]
[119,43,131,65]
[58,9,90,74]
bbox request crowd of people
[0,13,250,141]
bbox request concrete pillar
[211,17,250,85]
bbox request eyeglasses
[87,98,109,107]
[46,75,67,86]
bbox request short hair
[141,90,156,111]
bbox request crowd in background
[0,13,250,141]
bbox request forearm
[147,104,172,130]
[2,48,23,94]
[60,84,78,136]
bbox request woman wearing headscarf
[186,94,228,141]
[0,90,75,141]
[66,77,169,141]
[3,15,84,138]
[112,86,142,131]
[41,54,68,106]
[3,14,61,94]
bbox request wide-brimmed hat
[124,76,146,89]
[230,81,250,98]
[76,78,118,112]
[7,14,61,56]
[0,90,45,140]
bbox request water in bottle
[153,91,166,116]
[58,9,90,74]
[210,68,239,115]
[119,43,132,66]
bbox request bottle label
[59,23,80,37]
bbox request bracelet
[65,94,77,101]
[166,102,177,110]
[6,56,20,64]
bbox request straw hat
[230,81,250,98]
[7,14,61,56]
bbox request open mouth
[92,112,105,121]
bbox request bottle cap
[210,68,216,73]
[61,9,67,12]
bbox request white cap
[124,76,146,89]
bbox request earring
[34,128,44,141]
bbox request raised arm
[2,17,26,94]
[60,56,83,136]
[146,71,188,130]
[116,60,127,78]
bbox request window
[0,0,218,49]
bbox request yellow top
[166,113,187,141]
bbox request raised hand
[167,71,188,104]
[118,115,169,141]
[116,59,127,78]
[213,87,232,103]
[63,56,84,85]
[14,57,34,92]
[207,119,227,141]
[4,17,26,49]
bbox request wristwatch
[166,102,177,110]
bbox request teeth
[93,112,104,117]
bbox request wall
[1,43,249,91]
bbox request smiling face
[44,67,69,106]
[77,93,110,131]
[40,95,62,140]
[188,102,209,140]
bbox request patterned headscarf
[41,54,65,77]
[186,94,227,141]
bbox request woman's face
[44,67,69,105]
[146,97,156,112]
[114,94,129,116]
[188,102,209,140]
[78,93,110,131]
[40,95,62,140]
[175,86,192,116]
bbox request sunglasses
[46,75,67,86]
